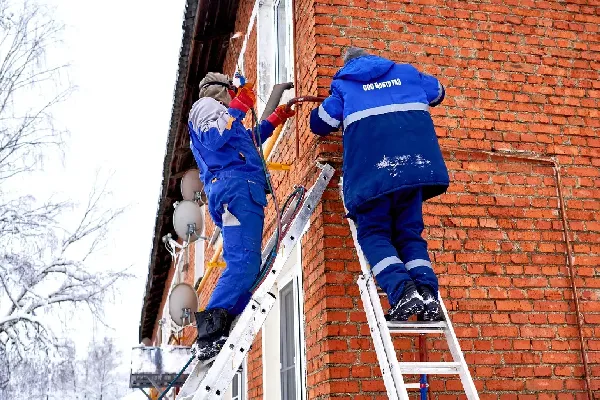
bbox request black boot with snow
[194,308,233,361]
[417,285,443,321]
[388,281,424,321]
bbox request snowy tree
[0,0,71,181]
[0,182,127,363]
[0,338,77,399]
[76,337,130,400]
[0,0,129,396]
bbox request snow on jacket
[309,55,449,217]
[188,97,275,190]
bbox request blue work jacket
[310,55,449,217]
[188,97,274,192]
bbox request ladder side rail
[198,294,277,400]
[358,276,403,400]
[341,179,480,399]
[199,217,307,400]
[364,272,410,399]
[439,298,480,400]
[177,360,205,399]
[346,211,409,399]
[178,164,335,400]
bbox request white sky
[20,0,187,369]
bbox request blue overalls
[310,55,448,306]
[188,97,275,315]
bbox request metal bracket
[206,261,226,268]
[267,162,292,171]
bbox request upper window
[274,0,292,84]
[257,0,295,119]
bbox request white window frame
[224,358,248,400]
[273,0,294,87]
[257,0,295,158]
[256,0,275,118]
[261,244,307,400]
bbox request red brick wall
[311,0,600,399]
[154,0,600,398]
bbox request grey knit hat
[198,72,232,105]
[343,46,369,64]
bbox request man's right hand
[229,82,256,113]
[267,104,296,127]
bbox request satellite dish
[168,283,199,327]
[181,169,205,203]
[173,200,204,242]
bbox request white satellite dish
[181,169,205,203]
[173,200,204,242]
[168,283,199,327]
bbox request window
[274,0,292,84]
[262,244,307,400]
[280,281,296,400]
[257,0,295,119]
[231,365,245,400]
[225,361,246,400]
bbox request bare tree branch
[0,3,132,396]
[0,0,71,182]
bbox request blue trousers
[355,188,438,306]
[205,178,267,315]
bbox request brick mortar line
[440,145,594,399]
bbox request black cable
[249,109,282,290]
[157,355,195,399]
[251,186,305,291]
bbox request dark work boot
[194,308,233,361]
[417,285,443,322]
[388,281,425,321]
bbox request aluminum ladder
[175,163,334,400]
[340,185,480,400]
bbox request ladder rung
[404,382,424,389]
[387,321,447,334]
[397,362,461,375]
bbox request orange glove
[267,105,296,127]
[229,82,256,113]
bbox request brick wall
[311,0,600,399]
[153,0,600,398]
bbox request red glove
[267,105,296,127]
[229,82,256,113]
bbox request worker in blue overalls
[188,72,295,360]
[310,47,449,321]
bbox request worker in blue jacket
[188,72,295,360]
[310,47,449,321]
